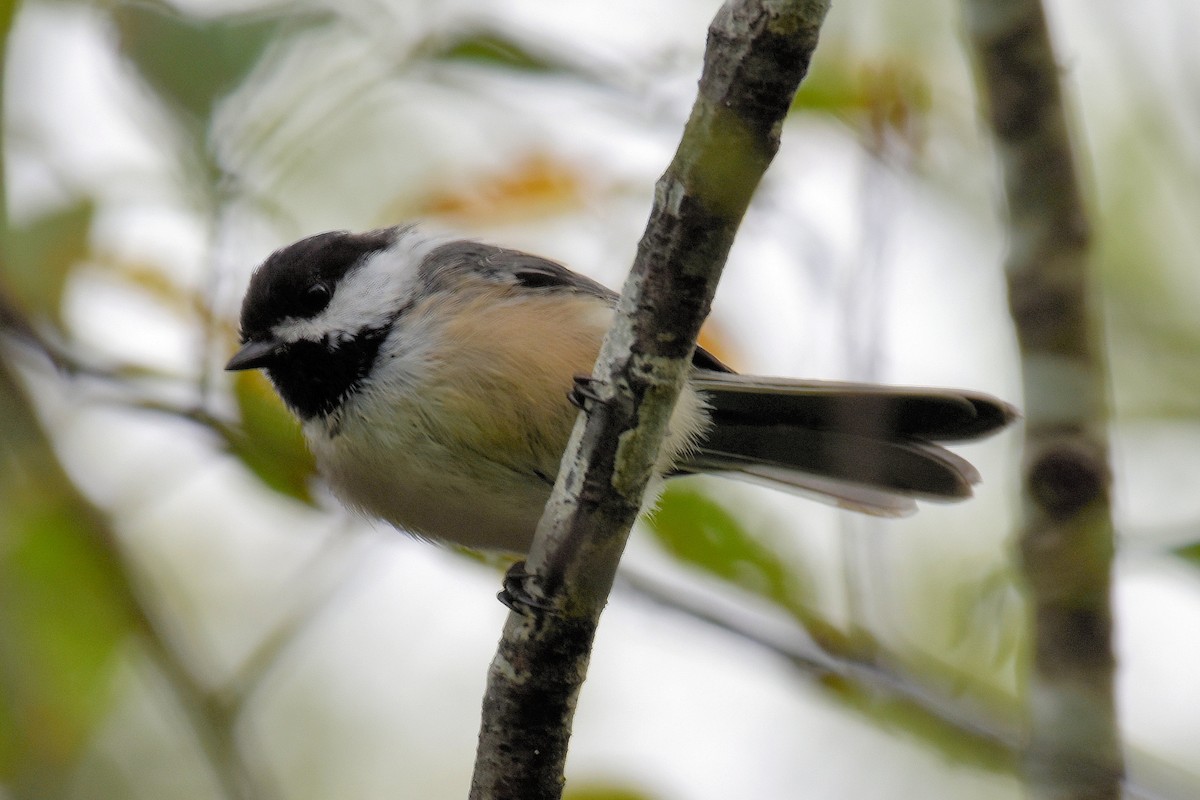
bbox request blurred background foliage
[1,0,1198,798]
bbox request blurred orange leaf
[411,154,585,224]
[696,321,740,372]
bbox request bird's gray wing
[477,242,734,372]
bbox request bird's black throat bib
[266,327,390,421]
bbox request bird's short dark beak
[226,339,284,371]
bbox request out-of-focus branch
[0,347,260,800]
[622,569,1200,800]
[617,568,1021,759]
[1,289,313,800]
[963,2,1122,798]
[469,1,830,797]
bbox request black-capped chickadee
[226,226,1016,553]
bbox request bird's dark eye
[298,282,333,316]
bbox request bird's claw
[498,561,553,615]
[569,375,606,410]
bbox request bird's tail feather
[690,373,1017,442]
[682,375,1018,516]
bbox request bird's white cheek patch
[269,229,447,345]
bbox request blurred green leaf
[646,484,809,617]
[791,56,862,115]
[0,199,93,324]
[112,1,282,124]
[565,785,658,800]
[1098,117,1200,419]
[820,671,1017,774]
[224,369,316,504]
[791,53,930,150]
[423,29,575,73]
[647,484,1022,771]
[1176,541,1200,565]
[0,0,18,63]
[0,361,132,789]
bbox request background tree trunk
[963,1,1124,797]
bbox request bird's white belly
[306,406,556,553]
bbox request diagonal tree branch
[469,1,831,797]
[962,2,1123,799]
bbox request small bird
[227,226,1016,553]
